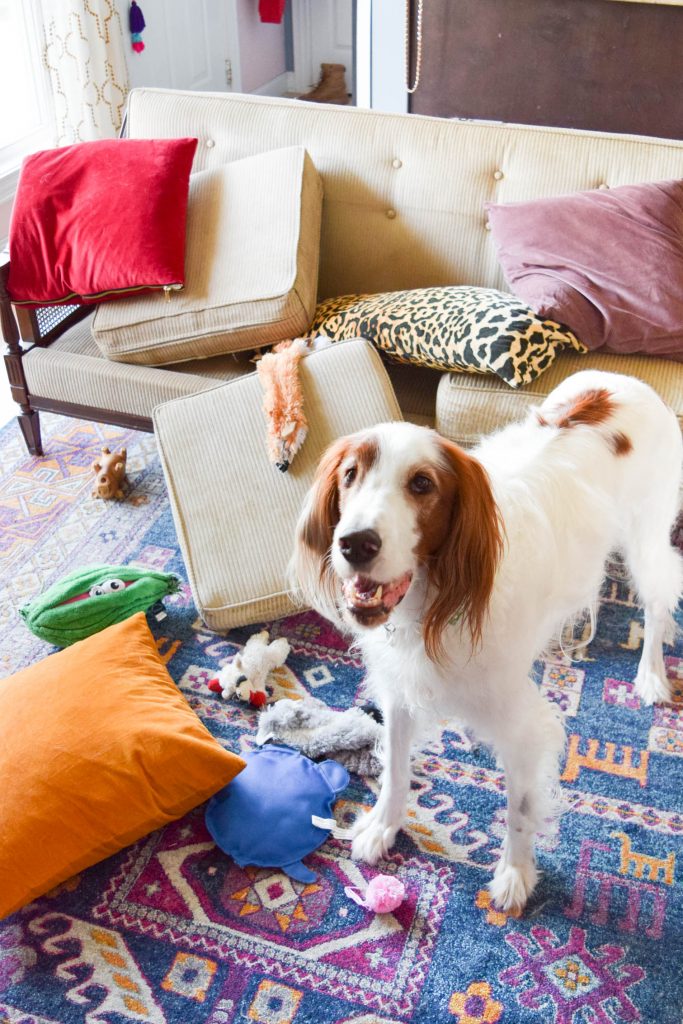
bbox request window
[0,1,54,244]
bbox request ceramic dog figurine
[91,447,127,500]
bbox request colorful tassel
[129,2,146,52]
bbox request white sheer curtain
[39,0,130,146]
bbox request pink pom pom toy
[344,874,405,913]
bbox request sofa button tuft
[206,139,216,149]
[485,220,492,231]
[392,158,402,169]
[493,169,504,180]
[386,208,397,219]
[598,182,609,189]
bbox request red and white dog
[292,370,683,911]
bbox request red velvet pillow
[8,137,198,307]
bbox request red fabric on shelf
[8,137,197,307]
[259,0,286,24]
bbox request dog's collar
[382,602,461,645]
[383,622,396,644]
[382,617,422,645]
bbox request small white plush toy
[208,630,290,708]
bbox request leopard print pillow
[304,286,586,388]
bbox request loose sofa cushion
[92,146,323,365]
[0,613,245,919]
[8,137,197,307]
[436,349,683,449]
[21,314,257,421]
[305,287,585,388]
[486,179,683,359]
[153,338,402,632]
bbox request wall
[235,0,287,93]
[409,0,683,139]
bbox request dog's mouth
[342,571,413,626]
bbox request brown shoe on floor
[298,63,350,105]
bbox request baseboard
[251,72,291,98]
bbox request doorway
[291,0,355,103]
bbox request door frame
[355,0,407,112]
[291,0,315,93]
[225,0,243,92]
[291,0,357,97]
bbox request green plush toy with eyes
[20,565,180,647]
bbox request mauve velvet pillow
[485,180,683,358]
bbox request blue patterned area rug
[2,412,683,1024]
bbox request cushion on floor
[0,613,245,919]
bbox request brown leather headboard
[410,0,683,140]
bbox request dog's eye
[409,473,434,495]
[343,466,357,487]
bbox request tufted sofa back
[127,88,683,302]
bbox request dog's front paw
[489,857,538,913]
[634,663,671,706]
[350,811,399,864]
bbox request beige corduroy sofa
[3,87,683,457]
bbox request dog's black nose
[339,529,382,565]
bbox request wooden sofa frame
[1,254,154,457]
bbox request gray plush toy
[256,696,384,776]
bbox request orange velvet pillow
[0,612,244,919]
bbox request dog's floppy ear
[290,436,350,620]
[423,439,504,663]
[300,437,349,559]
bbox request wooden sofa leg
[18,409,43,457]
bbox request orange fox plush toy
[256,337,332,472]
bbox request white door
[166,0,231,91]
[124,0,236,93]
[293,0,354,100]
